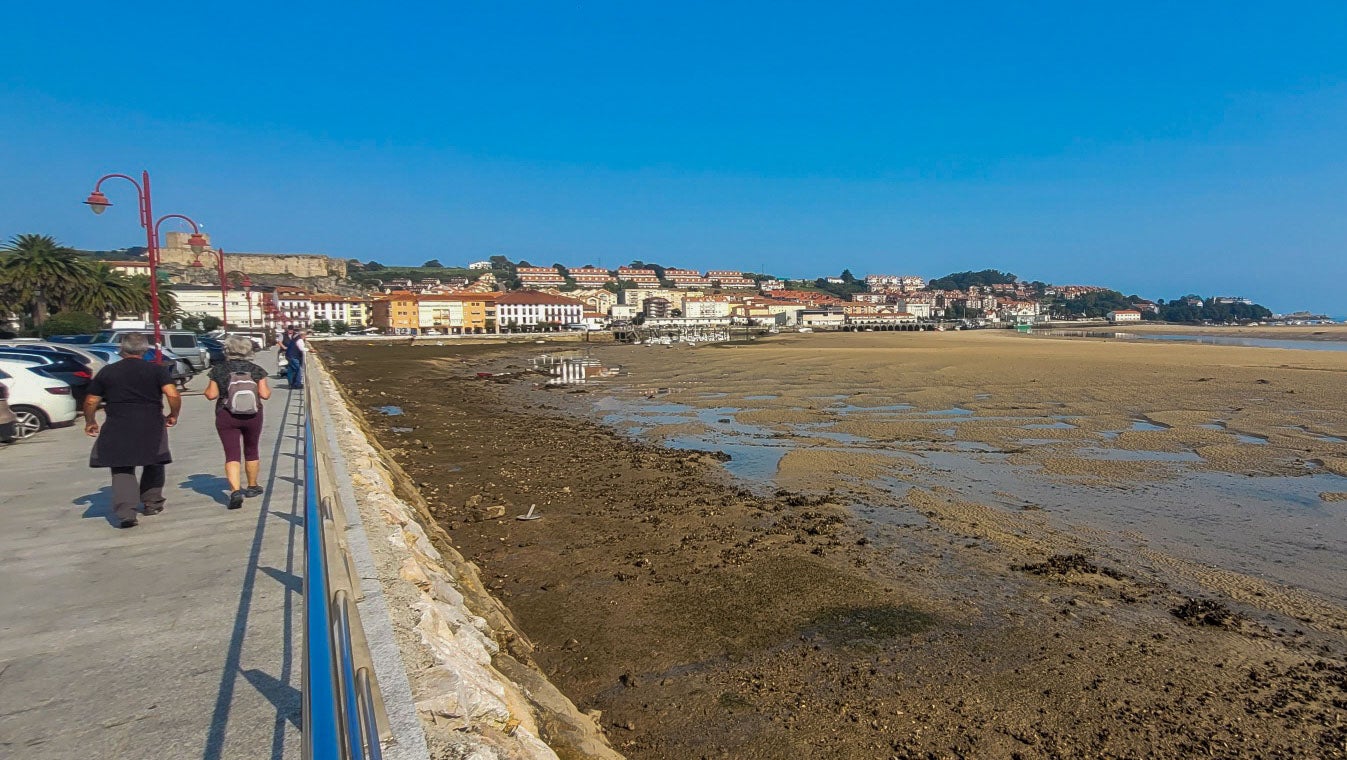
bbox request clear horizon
[3,3,1345,315]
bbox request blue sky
[2,2,1345,313]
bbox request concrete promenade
[0,355,305,759]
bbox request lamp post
[84,172,207,360]
[190,248,229,330]
[240,274,255,334]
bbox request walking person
[285,329,308,390]
[275,327,293,379]
[204,335,272,510]
[83,333,181,529]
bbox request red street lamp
[83,172,208,361]
[239,275,255,333]
[190,248,230,330]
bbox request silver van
[95,330,211,372]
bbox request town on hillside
[2,232,1290,339]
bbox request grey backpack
[225,371,260,415]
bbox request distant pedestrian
[285,330,308,389]
[0,380,16,444]
[83,333,181,529]
[204,335,272,509]
[275,328,293,379]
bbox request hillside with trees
[1156,296,1273,323]
[926,270,1018,291]
[813,269,868,298]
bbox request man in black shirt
[83,333,183,528]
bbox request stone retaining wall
[311,356,623,760]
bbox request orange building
[371,291,420,334]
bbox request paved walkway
[0,356,304,760]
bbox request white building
[309,294,372,327]
[173,284,265,330]
[494,291,584,330]
[1107,310,1143,323]
[468,260,493,270]
[267,287,312,330]
[800,309,846,329]
[681,297,734,319]
[893,300,933,319]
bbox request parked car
[45,334,98,344]
[0,341,107,373]
[0,350,94,400]
[0,360,79,439]
[94,330,211,372]
[198,337,227,364]
[85,344,198,389]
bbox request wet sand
[1094,322,1347,342]
[327,333,1347,759]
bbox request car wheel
[10,406,47,440]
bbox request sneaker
[118,518,138,529]
[144,505,164,515]
[244,486,264,498]
[228,490,245,510]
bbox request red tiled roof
[494,291,585,305]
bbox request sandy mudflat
[1121,323,1347,342]
[327,333,1347,759]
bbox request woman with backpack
[203,335,272,510]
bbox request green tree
[200,315,223,332]
[179,315,203,332]
[422,259,443,268]
[926,270,1018,291]
[0,234,93,325]
[365,260,386,271]
[332,320,350,335]
[70,262,141,322]
[312,319,333,333]
[39,311,101,338]
[125,276,178,326]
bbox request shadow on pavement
[73,485,121,528]
[181,473,232,507]
[203,394,301,760]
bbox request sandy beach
[327,332,1347,759]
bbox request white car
[0,360,79,439]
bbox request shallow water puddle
[664,435,792,480]
[1075,447,1203,463]
[1283,425,1347,443]
[1131,419,1169,431]
[825,402,916,414]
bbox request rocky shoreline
[326,339,1347,759]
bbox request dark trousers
[286,357,304,388]
[110,465,166,521]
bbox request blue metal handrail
[303,404,383,759]
[303,416,344,758]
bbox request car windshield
[168,334,197,348]
[93,331,115,343]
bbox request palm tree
[124,274,180,326]
[0,234,94,326]
[70,263,140,322]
